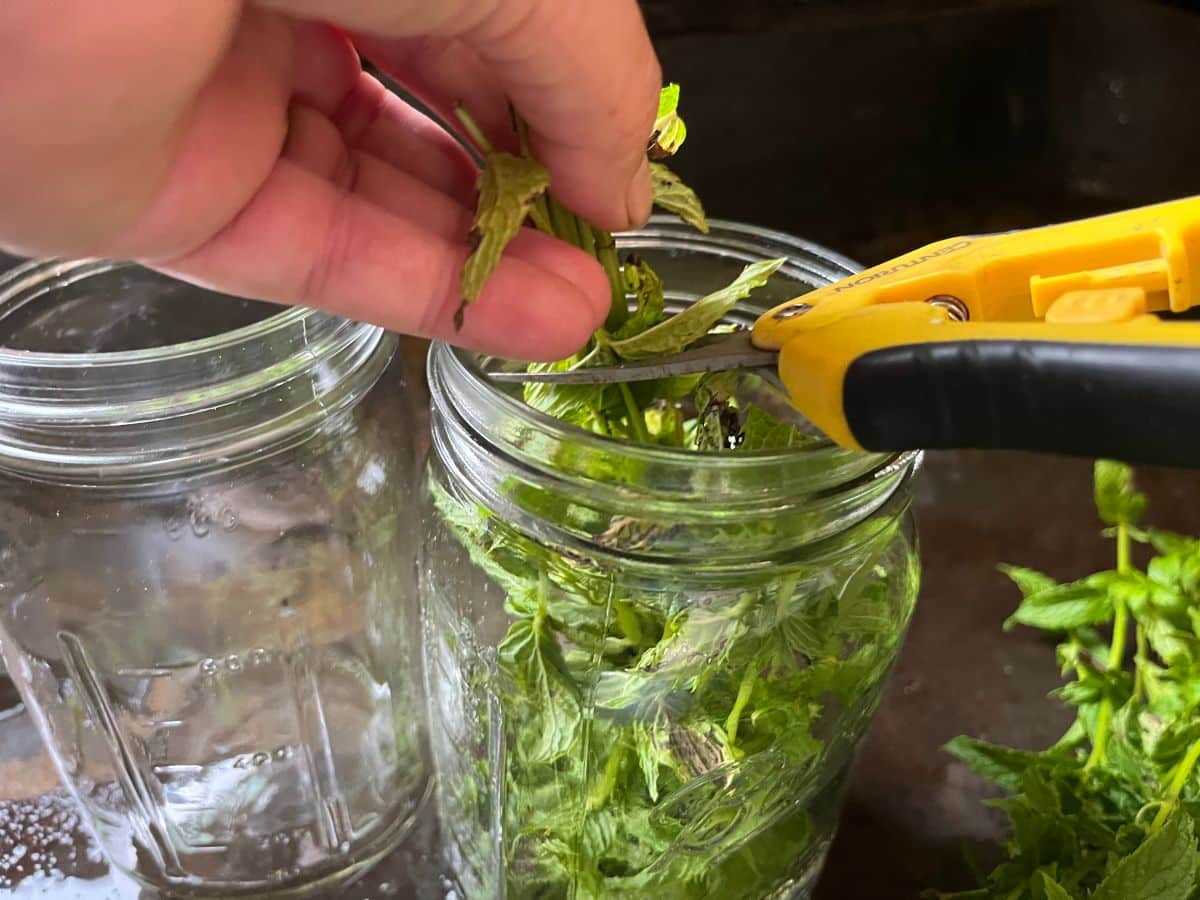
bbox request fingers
[281,103,472,238]
[156,159,609,361]
[259,0,662,232]
[289,21,479,205]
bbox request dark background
[647,0,1200,266]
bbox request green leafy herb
[612,256,668,340]
[1091,809,1198,900]
[1042,874,1075,900]
[1094,459,1148,527]
[649,83,688,159]
[608,258,786,361]
[650,162,709,234]
[459,152,551,325]
[1004,578,1114,632]
[455,84,806,454]
[433,481,915,899]
[928,462,1200,900]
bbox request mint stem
[453,104,494,155]
[726,661,760,746]
[576,219,599,258]
[587,743,626,811]
[595,229,628,330]
[1087,520,1133,771]
[529,205,553,234]
[547,195,583,249]
[619,383,649,443]
[1150,736,1200,832]
[1133,625,1148,701]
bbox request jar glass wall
[0,261,429,897]
[422,220,922,899]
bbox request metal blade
[488,331,778,385]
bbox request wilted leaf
[609,258,787,360]
[649,83,687,158]
[651,162,709,234]
[460,152,551,321]
[612,257,667,340]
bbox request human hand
[0,1,662,360]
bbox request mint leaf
[609,258,787,360]
[739,406,814,451]
[1005,580,1113,632]
[461,152,551,311]
[944,736,1044,792]
[1094,460,1147,526]
[650,163,709,234]
[999,564,1060,599]
[1130,526,1199,556]
[1145,617,1196,666]
[497,602,583,764]
[612,257,667,340]
[649,83,687,158]
[519,339,627,432]
[1041,873,1075,900]
[1091,809,1199,900]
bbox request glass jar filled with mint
[421,213,923,899]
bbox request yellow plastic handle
[753,194,1200,351]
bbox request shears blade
[487,330,777,386]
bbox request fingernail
[624,158,653,230]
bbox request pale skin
[0,1,663,361]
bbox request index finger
[257,0,662,232]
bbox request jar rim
[0,258,391,481]
[431,217,920,484]
[0,258,312,366]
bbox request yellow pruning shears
[495,195,1200,468]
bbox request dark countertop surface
[5,334,1199,897]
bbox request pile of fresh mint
[427,88,915,898]
[454,86,808,452]
[929,461,1200,900]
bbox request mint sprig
[929,461,1200,900]
[455,84,803,454]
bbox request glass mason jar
[421,219,923,900]
[0,260,429,896]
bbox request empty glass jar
[421,219,923,899]
[0,260,429,896]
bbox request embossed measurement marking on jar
[114,666,177,678]
[232,746,296,770]
[197,647,282,680]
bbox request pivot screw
[772,302,813,321]
[926,295,970,321]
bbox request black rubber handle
[842,341,1200,468]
